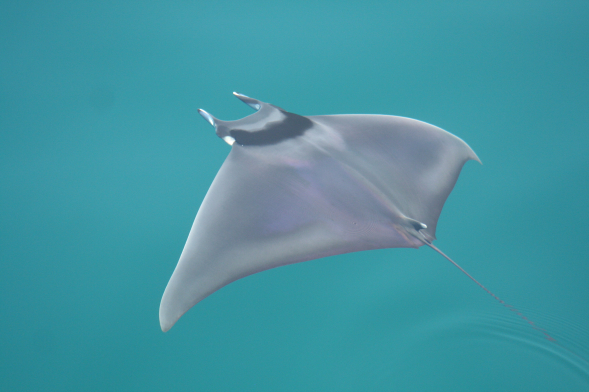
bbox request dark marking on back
[230,110,313,146]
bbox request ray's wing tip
[159,307,177,333]
[472,149,482,165]
[160,322,172,333]
[471,151,482,165]
[159,293,181,332]
[461,139,482,165]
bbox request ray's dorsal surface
[159,92,481,332]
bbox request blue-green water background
[2,1,589,391]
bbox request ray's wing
[160,138,414,331]
[160,112,479,331]
[311,114,480,239]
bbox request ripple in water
[413,308,589,386]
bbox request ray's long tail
[424,241,556,342]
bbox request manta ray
[160,92,487,333]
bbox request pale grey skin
[160,93,480,332]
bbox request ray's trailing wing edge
[159,93,480,332]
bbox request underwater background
[2,1,589,391]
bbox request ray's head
[198,92,313,147]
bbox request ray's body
[159,93,546,341]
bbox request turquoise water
[2,1,589,390]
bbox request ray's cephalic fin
[233,92,262,110]
[197,93,313,147]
